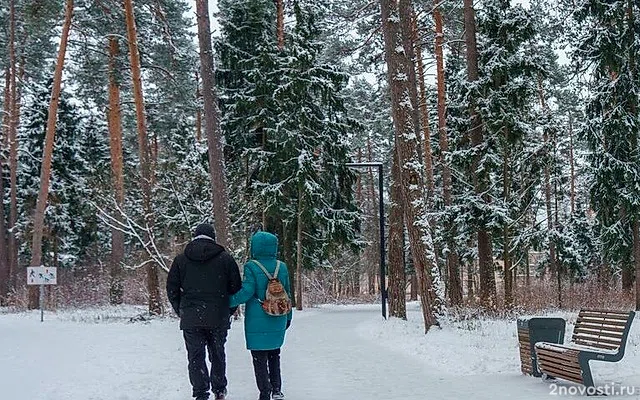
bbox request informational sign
[27,267,57,285]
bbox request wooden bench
[534,309,635,388]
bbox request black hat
[194,223,216,240]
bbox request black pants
[251,349,282,400]
[183,329,228,399]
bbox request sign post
[27,266,57,322]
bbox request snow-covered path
[0,306,637,399]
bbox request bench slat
[573,333,622,347]
[579,311,631,321]
[535,345,580,358]
[578,317,629,325]
[573,326,624,339]
[575,321,627,333]
[580,308,632,315]
[538,364,584,384]
[572,338,619,351]
[538,360,582,377]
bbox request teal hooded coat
[230,232,293,351]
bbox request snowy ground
[1,303,639,399]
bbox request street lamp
[346,162,387,319]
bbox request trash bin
[517,317,565,377]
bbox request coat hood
[250,232,278,260]
[185,236,225,262]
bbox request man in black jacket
[167,224,242,400]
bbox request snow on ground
[1,304,639,399]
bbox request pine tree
[196,0,232,247]
[19,86,109,269]
[218,0,362,307]
[476,0,542,308]
[28,0,73,309]
[575,0,640,309]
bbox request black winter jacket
[166,237,242,330]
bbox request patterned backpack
[251,260,292,316]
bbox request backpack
[251,260,292,316]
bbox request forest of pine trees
[1,0,639,329]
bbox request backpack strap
[251,260,274,280]
[273,260,281,278]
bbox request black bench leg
[579,357,604,395]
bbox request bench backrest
[571,309,635,354]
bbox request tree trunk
[622,266,633,291]
[355,148,366,298]
[124,0,162,315]
[28,0,74,310]
[295,187,303,311]
[503,147,513,309]
[195,70,202,142]
[282,223,296,307]
[525,247,530,286]
[381,0,441,332]
[434,2,462,306]
[366,136,380,294]
[410,274,418,300]
[467,259,474,301]
[626,0,639,311]
[409,8,447,292]
[107,36,125,306]
[0,70,9,305]
[568,111,576,215]
[7,0,20,298]
[388,149,407,319]
[538,75,559,305]
[464,0,496,310]
[411,13,434,196]
[196,0,232,248]
[276,0,285,50]
[634,220,640,311]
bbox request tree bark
[622,266,633,291]
[410,273,418,300]
[434,1,462,306]
[366,136,380,294]
[107,36,125,306]
[626,0,639,311]
[124,0,162,315]
[388,149,407,319]
[276,0,285,50]
[634,220,640,311]
[503,147,513,308]
[196,0,232,248]
[279,220,297,307]
[538,75,559,305]
[0,69,10,305]
[381,0,441,332]
[7,0,20,299]
[467,259,474,301]
[411,13,434,196]
[568,111,576,215]
[296,187,303,310]
[464,0,496,310]
[28,0,74,309]
[525,246,530,286]
[195,70,202,142]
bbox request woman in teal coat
[230,231,293,400]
